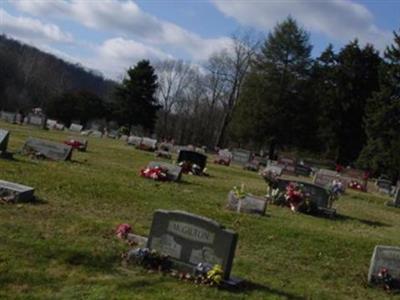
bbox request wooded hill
[0,35,115,112]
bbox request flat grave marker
[23,137,73,161]
[147,210,238,280]
[368,245,400,285]
[226,191,267,215]
[0,180,35,202]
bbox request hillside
[0,121,399,299]
[0,35,115,112]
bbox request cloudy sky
[0,0,398,80]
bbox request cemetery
[0,120,399,299]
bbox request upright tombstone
[262,164,283,177]
[22,137,73,161]
[0,111,16,123]
[46,119,57,129]
[276,179,335,215]
[91,130,103,138]
[177,150,207,172]
[69,123,83,132]
[147,210,238,280]
[295,164,312,177]
[377,178,393,195]
[231,148,251,165]
[0,129,10,154]
[214,149,232,166]
[107,129,119,139]
[0,180,35,202]
[26,114,46,128]
[368,245,400,284]
[155,142,173,159]
[278,156,297,175]
[314,169,340,189]
[139,137,157,151]
[226,191,267,215]
[147,161,182,182]
[127,135,142,146]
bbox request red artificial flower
[140,166,168,181]
[116,223,132,239]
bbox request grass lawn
[0,120,399,299]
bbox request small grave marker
[368,245,400,285]
[0,180,35,203]
[22,137,73,161]
[147,210,238,280]
[147,161,182,182]
[232,149,251,165]
[69,123,83,132]
[226,191,267,215]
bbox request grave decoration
[272,179,336,216]
[368,245,400,291]
[141,161,182,182]
[226,185,267,215]
[0,129,12,158]
[214,149,232,166]
[22,137,73,161]
[64,137,88,151]
[123,210,240,287]
[177,150,207,176]
[231,148,251,165]
[0,180,35,203]
[340,168,368,192]
[155,143,173,159]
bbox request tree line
[1,17,399,181]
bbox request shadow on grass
[334,214,390,227]
[62,249,117,273]
[224,280,305,299]
[31,196,48,205]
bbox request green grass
[0,120,399,299]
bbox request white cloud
[84,37,173,80]
[212,0,392,50]
[0,8,73,43]
[12,0,232,59]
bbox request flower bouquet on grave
[348,180,364,191]
[262,170,281,203]
[140,165,169,181]
[126,247,171,271]
[64,139,86,151]
[377,267,400,291]
[115,223,132,239]
[194,263,223,286]
[284,182,305,212]
[178,161,203,176]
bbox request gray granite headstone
[27,114,46,127]
[278,157,297,174]
[147,210,238,280]
[0,111,16,123]
[23,137,73,161]
[295,164,312,177]
[0,129,10,153]
[368,245,400,284]
[227,191,267,215]
[232,149,251,165]
[69,123,83,132]
[147,161,182,182]
[0,180,35,202]
[276,179,334,213]
[313,169,340,188]
[140,137,157,150]
[377,179,392,195]
[262,165,283,176]
[127,135,142,146]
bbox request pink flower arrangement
[285,183,305,212]
[140,166,168,181]
[116,223,132,239]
